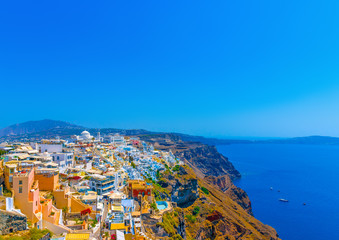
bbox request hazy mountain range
[1,119,339,145]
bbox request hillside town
[0,131,184,240]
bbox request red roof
[69,176,81,180]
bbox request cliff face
[153,165,279,240]
[177,210,186,239]
[138,133,280,240]
[138,133,241,179]
[171,178,200,208]
[205,175,252,215]
[175,145,241,179]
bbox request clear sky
[1,0,339,138]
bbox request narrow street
[93,199,108,239]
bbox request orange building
[127,180,152,200]
[34,169,59,191]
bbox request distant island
[1,119,339,146]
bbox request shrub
[170,234,184,240]
[156,170,161,179]
[28,228,52,240]
[3,187,12,197]
[201,186,209,195]
[172,165,180,172]
[157,212,180,236]
[91,218,98,228]
[27,220,32,228]
[5,237,21,240]
[150,202,158,210]
[0,150,7,156]
[185,214,197,223]
[192,206,200,216]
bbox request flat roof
[112,205,123,212]
[65,233,90,240]
[110,223,126,230]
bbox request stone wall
[0,210,27,235]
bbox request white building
[40,143,63,153]
[110,134,126,145]
[51,152,74,169]
[76,131,97,142]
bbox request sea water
[217,144,339,240]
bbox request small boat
[303,203,306,206]
[270,187,273,190]
[279,199,289,202]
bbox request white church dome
[81,131,91,139]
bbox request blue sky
[1,0,339,138]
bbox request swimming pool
[156,201,168,210]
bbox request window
[19,186,22,193]
[19,180,22,185]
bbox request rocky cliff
[149,165,279,239]
[205,175,252,215]
[138,133,241,179]
[171,178,200,208]
[175,145,241,179]
[138,133,280,240]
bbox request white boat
[279,199,289,202]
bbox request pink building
[13,168,42,228]
[13,168,70,234]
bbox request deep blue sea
[217,144,339,240]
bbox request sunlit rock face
[171,178,199,207]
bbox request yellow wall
[70,197,92,213]
[35,173,59,191]
[4,165,16,190]
[53,188,92,213]
[53,189,71,210]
